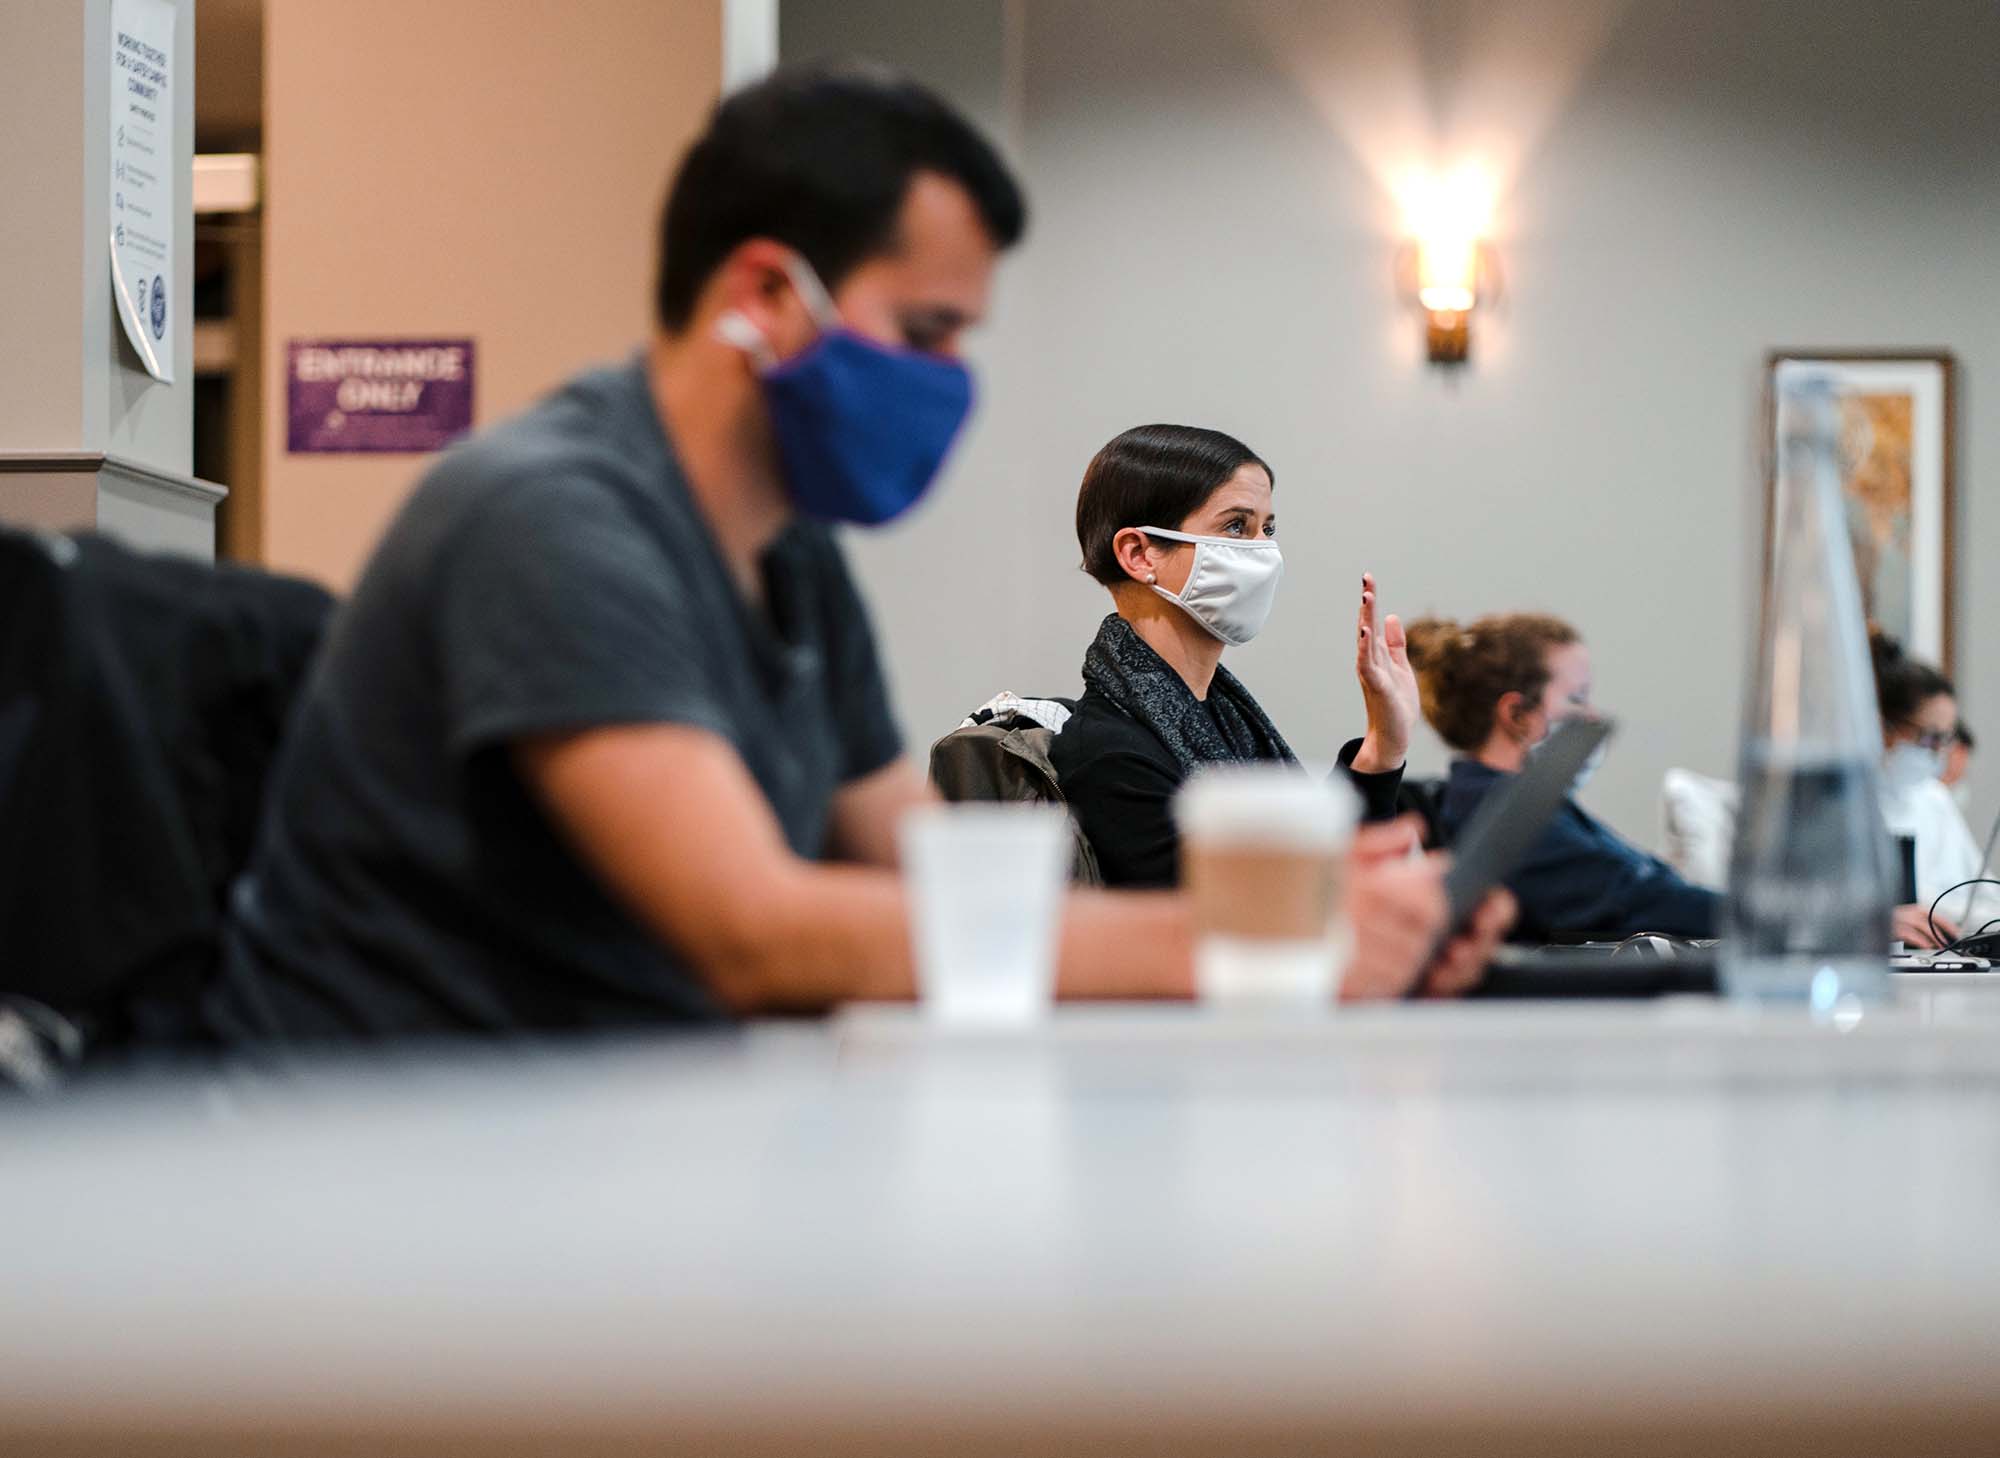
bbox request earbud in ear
[714,309,777,369]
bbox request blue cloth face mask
[716,254,975,526]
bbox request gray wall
[784,0,2000,846]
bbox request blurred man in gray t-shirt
[212,66,1502,1042]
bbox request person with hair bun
[1404,616,1954,948]
[1872,632,1994,929]
[1404,613,1725,944]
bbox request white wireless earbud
[713,309,778,369]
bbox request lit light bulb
[1397,165,1494,363]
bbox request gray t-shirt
[210,358,901,1040]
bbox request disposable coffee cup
[1174,767,1358,1007]
[901,804,1069,1028]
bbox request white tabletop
[7,990,2000,1455]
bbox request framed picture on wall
[1765,350,1957,674]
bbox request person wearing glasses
[1874,633,1994,935]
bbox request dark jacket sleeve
[1508,811,1721,941]
[1060,745,1185,889]
[1335,737,1405,824]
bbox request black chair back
[0,528,334,1043]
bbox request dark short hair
[1870,630,1955,728]
[1075,425,1274,586]
[656,63,1027,332]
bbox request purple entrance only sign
[286,339,475,454]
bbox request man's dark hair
[1075,424,1274,587]
[656,63,1027,332]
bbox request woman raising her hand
[1048,423,1508,997]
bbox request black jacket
[0,529,333,1041]
[1050,685,1405,889]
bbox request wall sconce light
[1395,170,1498,366]
[1415,235,1478,363]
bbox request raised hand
[1351,572,1420,774]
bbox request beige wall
[259,0,722,588]
[0,3,87,453]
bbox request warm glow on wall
[1397,166,1497,364]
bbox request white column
[0,0,220,558]
[723,0,779,90]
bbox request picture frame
[1764,350,1957,675]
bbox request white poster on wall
[108,0,177,383]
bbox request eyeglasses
[1901,726,1953,752]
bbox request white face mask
[1883,742,1946,793]
[1137,526,1283,646]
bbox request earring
[1145,572,1157,585]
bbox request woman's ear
[1110,527,1161,586]
[1495,690,1533,743]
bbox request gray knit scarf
[1081,613,1296,773]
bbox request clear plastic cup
[1174,767,1358,1008]
[900,804,1069,1028]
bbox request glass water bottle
[1720,378,1896,1011]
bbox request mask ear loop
[778,253,840,330]
[1134,527,1193,602]
[714,250,840,369]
